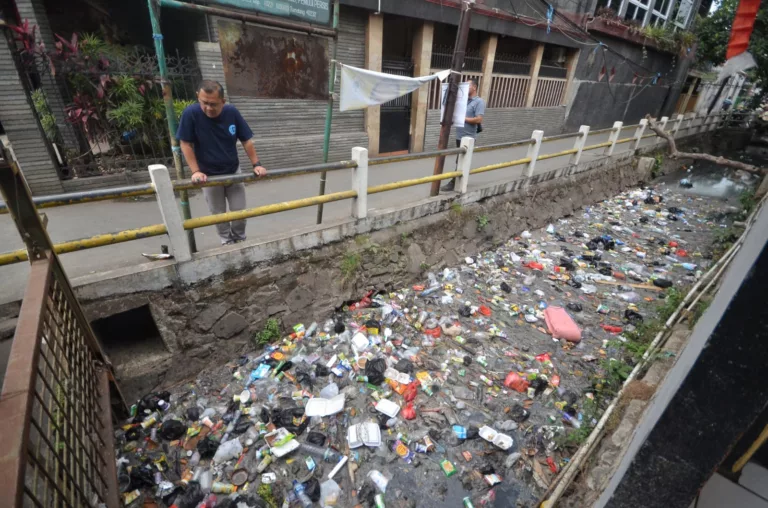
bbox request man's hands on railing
[191,171,208,184]
[253,165,267,177]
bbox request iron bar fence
[431,45,483,72]
[18,39,201,180]
[493,52,531,75]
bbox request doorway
[379,59,414,155]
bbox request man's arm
[180,141,207,183]
[465,98,485,125]
[464,115,484,125]
[242,139,267,176]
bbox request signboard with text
[206,0,331,25]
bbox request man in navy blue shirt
[177,80,266,245]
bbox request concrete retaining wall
[55,150,651,401]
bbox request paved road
[0,130,665,304]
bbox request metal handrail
[369,147,465,166]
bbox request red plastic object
[524,261,544,270]
[402,402,417,420]
[544,306,582,343]
[424,327,441,338]
[551,374,561,387]
[601,324,623,334]
[547,456,558,473]
[478,305,492,316]
[669,241,679,248]
[348,291,374,311]
[535,353,551,363]
[726,0,761,60]
[403,381,419,402]
[676,249,688,257]
[504,372,530,393]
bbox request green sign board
[207,0,330,25]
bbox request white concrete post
[569,125,590,165]
[656,116,668,146]
[457,136,475,194]
[525,130,544,178]
[631,119,647,151]
[149,164,192,262]
[604,121,622,155]
[673,113,684,136]
[685,113,694,134]
[351,147,368,219]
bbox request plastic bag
[197,437,219,459]
[653,278,673,288]
[159,419,187,441]
[365,358,387,386]
[403,381,418,403]
[213,438,243,464]
[303,477,321,502]
[402,402,416,420]
[504,372,530,393]
[173,482,205,508]
[321,479,342,506]
[306,431,327,447]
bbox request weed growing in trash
[651,152,664,178]
[254,318,281,347]
[450,202,464,216]
[657,288,683,321]
[739,189,756,216]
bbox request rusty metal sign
[218,20,329,100]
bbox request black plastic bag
[315,364,331,377]
[509,404,530,422]
[395,359,413,373]
[334,315,346,334]
[124,427,142,442]
[136,390,170,416]
[566,303,583,312]
[459,304,472,318]
[365,358,387,386]
[500,281,512,293]
[197,436,219,458]
[274,407,308,435]
[303,477,321,502]
[186,407,201,422]
[307,431,327,447]
[653,278,673,288]
[234,419,252,435]
[174,482,204,508]
[129,465,155,489]
[465,426,480,440]
[159,419,187,441]
[624,309,644,324]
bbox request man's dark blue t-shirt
[176,104,254,175]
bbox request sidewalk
[0,130,653,304]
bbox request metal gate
[379,59,414,154]
[0,145,124,508]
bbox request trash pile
[115,184,733,507]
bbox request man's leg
[226,181,247,242]
[441,139,462,192]
[202,185,232,244]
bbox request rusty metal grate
[0,256,120,508]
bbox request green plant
[450,203,463,215]
[652,152,664,178]
[689,297,711,328]
[597,358,633,395]
[31,89,59,143]
[174,99,195,120]
[657,287,684,322]
[476,214,490,231]
[739,190,756,215]
[354,235,370,246]
[254,318,281,346]
[340,253,361,279]
[420,261,430,271]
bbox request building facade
[0,0,701,194]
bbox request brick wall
[424,106,566,149]
[194,6,368,170]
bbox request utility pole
[430,0,474,197]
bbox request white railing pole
[525,130,544,178]
[148,164,192,262]
[570,125,590,165]
[351,147,368,219]
[673,113,684,136]
[605,121,622,155]
[632,119,647,151]
[656,116,668,146]
[457,136,475,194]
[685,113,694,133]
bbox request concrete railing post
[570,125,590,165]
[605,121,622,155]
[632,119,647,151]
[457,136,475,194]
[685,113,694,134]
[656,116,668,146]
[149,164,192,262]
[673,113,684,136]
[525,130,544,178]
[351,147,368,219]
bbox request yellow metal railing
[0,113,728,267]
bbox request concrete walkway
[0,130,667,304]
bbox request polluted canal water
[114,174,754,508]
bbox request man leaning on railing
[177,80,267,245]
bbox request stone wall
[80,152,651,401]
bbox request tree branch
[645,115,762,174]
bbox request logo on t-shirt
[228,125,236,135]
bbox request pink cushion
[544,306,582,343]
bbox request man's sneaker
[441,179,456,192]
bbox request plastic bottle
[213,438,243,464]
[188,450,201,467]
[199,468,213,493]
[293,480,313,508]
[367,470,389,493]
[306,322,318,337]
[617,292,640,302]
[300,442,342,463]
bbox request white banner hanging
[440,82,470,128]
[339,64,450,112]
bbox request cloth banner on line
[339,64,450,112]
